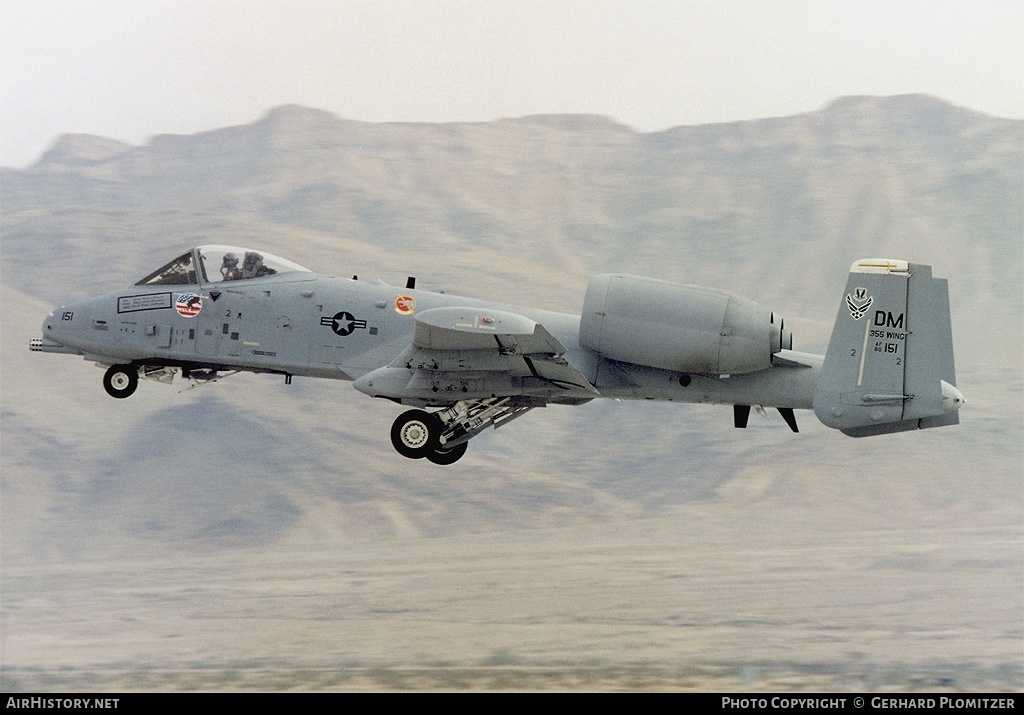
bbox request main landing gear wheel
[390,409,442,459]
[103,364,139,398]
[426,441,468,465]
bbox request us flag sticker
[395,295,415,315]
[175,293,203,318]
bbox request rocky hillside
[3,95,1021,345]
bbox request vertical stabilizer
[813,259,963,437]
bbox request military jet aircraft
[31,246,963,464]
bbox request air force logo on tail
[846,287,872,320]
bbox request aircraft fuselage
[39,270,820,409]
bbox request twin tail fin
[813,259,963,437]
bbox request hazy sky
[1,0,1021,168]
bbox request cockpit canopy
[135,245,312,286]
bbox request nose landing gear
[102,364,139,398]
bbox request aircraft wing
[353,307,598,403]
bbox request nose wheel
[103,364,139,398]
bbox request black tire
[426,441,468,465]
[103,364,139,398]
[390,409,442,459]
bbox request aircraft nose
[42,310,58,336]
[30,305,86,355]
[42,306,71,339]
[40,308,63,341]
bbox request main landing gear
[390,409,470,465]
[389,398,536,465]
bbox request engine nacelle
[579,274,791,375]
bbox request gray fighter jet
[31,247,963,464]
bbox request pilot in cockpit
[221,253,242,281]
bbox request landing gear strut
[103,364,139,398]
